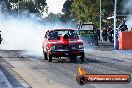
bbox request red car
[42,28,84,62]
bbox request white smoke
[0,17,48,56]
[0,3,51,56]
[122,0,132,28]
[0,3,75,57]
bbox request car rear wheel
[43,50,48,60]
[47,53,52,62]
[80,53,84,62]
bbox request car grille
[57,45,70,50]
[70,45,79,49]
[56,45,79,50]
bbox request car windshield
[48,30,79,39]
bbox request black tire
[69,56,77,59]
[80,53,84,62]
[69,56,77,62]
[47,53,52,62]
[43,50,48,60]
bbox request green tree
[101,0,123,26]
[19,1,37,13]
[63,0,123,28]
[44,12,61,23]
[36,0,47,14]
[62,0,73,21]
[71,0,100,27]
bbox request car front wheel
[47,53,52,62]
[43,50,48,60]
[69,56,77,59]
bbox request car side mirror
[44,35,47,38]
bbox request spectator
[119,21,128,31]
[102,28,108,41]
[108,26,114,43]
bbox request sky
[46,0,66,14]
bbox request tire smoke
[0,9,75,57]
[0,16,48,56]
[122,0,132,28]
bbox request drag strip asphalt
[0,50,132,88]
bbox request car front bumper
[48,49,84,57]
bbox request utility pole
[114,0,117,49]
[18,0,20,18]
[100,0,102,41]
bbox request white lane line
[0,70,13,88]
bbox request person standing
[119,21,128,32]
[108,26,114,43]
[102,28,108,41]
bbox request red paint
[119,31,132,50]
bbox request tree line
[62,0,124,28]
[0,0,47,17]
[0,0,125,28]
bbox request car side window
[47,31,59,39]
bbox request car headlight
[50,46,56,50]
[78,44,84,49]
